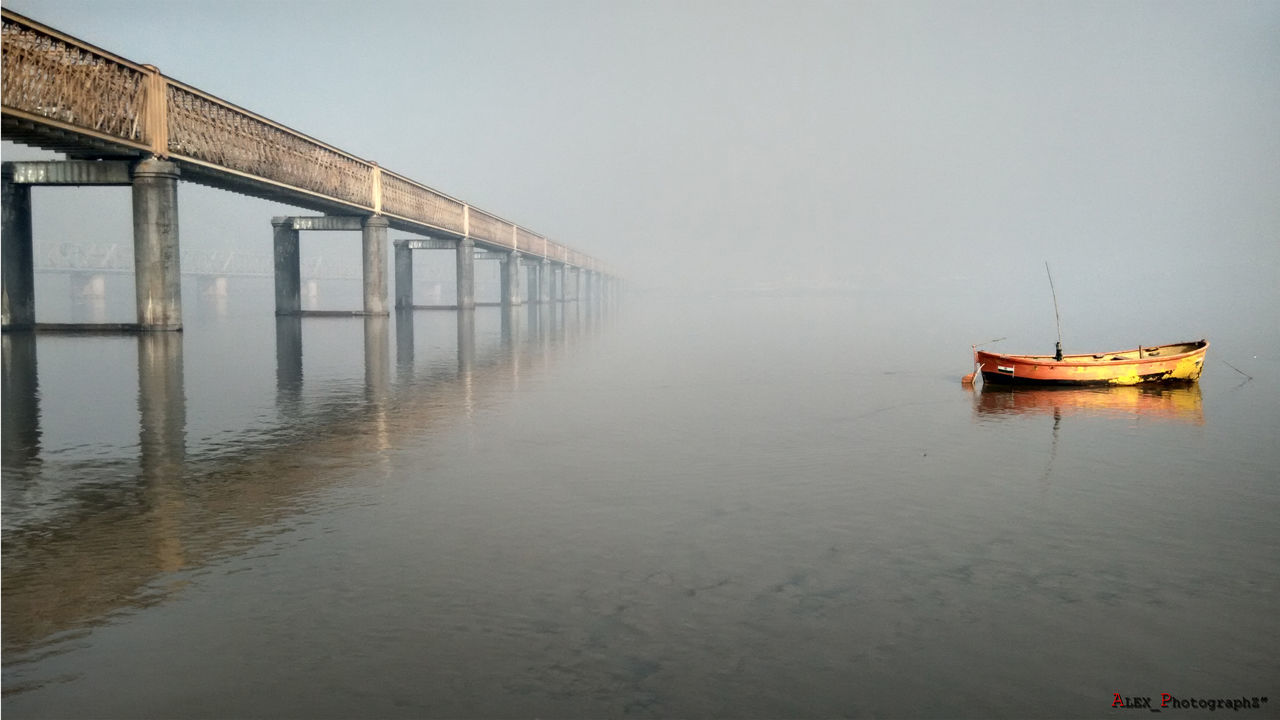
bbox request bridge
[1,9,617,331]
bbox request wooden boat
[974,339,1209,386]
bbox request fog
[4,0,1278,352]
[4,6,1279,712]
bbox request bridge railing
[1,10,152,150]
[1,9,611,275]
[380,169,466,236]
[167,82,378,212]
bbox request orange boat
[974,339,1209,386]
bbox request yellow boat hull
[976,340,1208,386]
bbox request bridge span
[1,9,617,331]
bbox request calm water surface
[3,286,1278,718]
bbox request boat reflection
[974,383,1205,425]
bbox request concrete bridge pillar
[273,217,301,315]
[362,215,389,315]
[394,240,413,309]
[131,158,182,331]
[540,259,552,304]
[2,166,36,329]
[567,267,579,302]
[456,236,475,310]
[275,214,384,314]
[525,262,539,304]
[6,159,189,330]
[501,250,523,307]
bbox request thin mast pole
[1046,262,1063,360]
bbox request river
[3,281,1277,718]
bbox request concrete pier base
[131,159,183,331]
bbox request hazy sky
[4,0,1278,344]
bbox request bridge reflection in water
[0,300,606,673]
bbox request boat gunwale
[976,339,1208,369]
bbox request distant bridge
[35,242,363,281]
